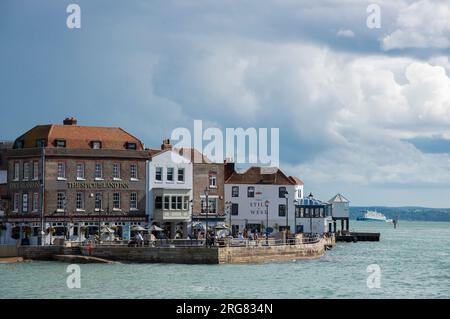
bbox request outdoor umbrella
[131,225,146,232]
[214,224,229,230]
[100,226,115,233]
[148,224,164,232]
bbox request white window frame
[32,193,39,212]
[113,192,121,211]
[95,163,103,180]
[177,168,185,183]
[32,161,39,180]
[232,186,239,197]
[155,167,162,182]
[23,162,30,181]
[95,192,103,211]
[163,195,170,210]
[130,164,138,180]
[76,192,85,211]
[76,163,85,180]
[57,163,66,180]
[22,193,28,213]
[209,174,217,188]
[57,192,65,212]
[183,196,189,210]
[112,163,121,180]
[13,193,19,212]
[167,167,174,182]
[130,192,138,210]
[200,196,218,215]
[13,162,19,181]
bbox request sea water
[1,221,449,299]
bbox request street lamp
[204,187,209,247]
[189,199,194,238]
[265,200,270,245]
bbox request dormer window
[125,142,137,150]
[14,140,24,149]
[91,141,102,149]
[55,139,66,148]
[36,138,46,148]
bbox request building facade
[294,196,333,235]
[5,118,149,245]
[0,141,12,244]
[181,148,226,233]
[147,140,193,239]
[328,193,350,232]
[224,162,304,235]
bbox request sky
[1,0,450,207]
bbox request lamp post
[189,199,194,238]
[308,192,314,235]
[293,199,299,235]
[265,200,270,245]
[204,187,209,247]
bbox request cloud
[2,0,450,205]
[336,29,355,38]
[382,0,450,50]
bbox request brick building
[0,141,12,244]
[5,118,149,245]
[180,148,226,232]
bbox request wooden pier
[336,232,380,242]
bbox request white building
[146,140,193,238]
[224,163,304,235]
[328,193,350,232]
[294,196,333,235]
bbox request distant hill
[350,206,450,222]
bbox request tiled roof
[225,166,303,185]
[14,124,144,150]
[176,148,213,164]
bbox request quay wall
[80,246,220,264]
[0,245,18,257]
[15,241,327,264]
[218,241,325,264]
[18,246,63,260]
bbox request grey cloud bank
[0,0,449,207]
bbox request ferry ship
[357,210,388,222]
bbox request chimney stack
[63,117,77,125]
[224,158,235,180]
[161,138,172,150]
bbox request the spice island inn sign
[8,180,129,190]
[67,181,129,189]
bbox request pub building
[5,118,149,245]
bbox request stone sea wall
[218,242,325,264]
[15,240,327,264]
[0,245,18,257]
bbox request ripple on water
[1,221,449,299]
